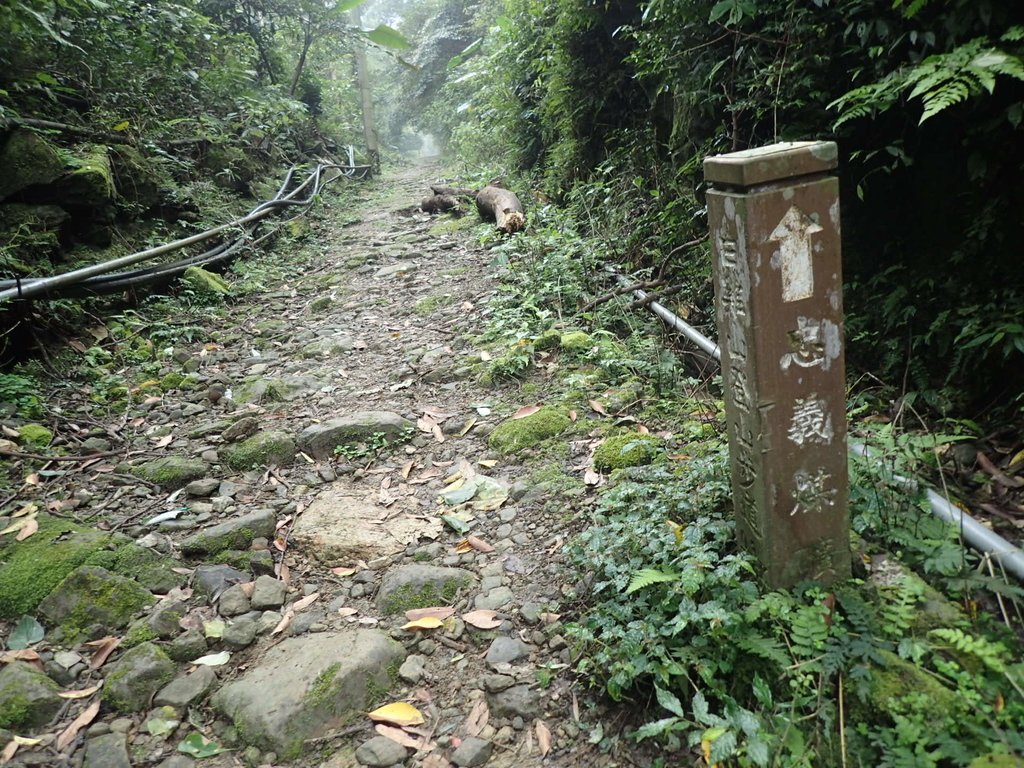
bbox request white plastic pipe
[612,266,1024,582]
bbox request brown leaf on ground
[331,566,356,577]
[13,518,36,542]
[405,606,455,622]
[461,609,502,630]
[465,535,495,553]
[539,612,561,625]
[513,405,540,420]
[374,723,434,751]
[535,719,552,756]
[402,617,444,631]
[56,698,100,752]
[83,636,121,670]
[0,739,19,765]
[464,699,489,737]
[588,399,608,416]
[367,702,425,727]
[292,592,320,612]
[0,650,42,669]
[58,684,102,700]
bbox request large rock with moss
[102,642,176,713]
[224,430,296,470]
[0,517,115,618]
[179,509,276,557]
[865,649,960,720]
[17,423,52,449]
[211,629,405,759]
[54,144,115,207]
[131,456,208,490]
[593,433,663,472]
[376,565,476,615]
[297,412,414,460]
[38,566,154,642]
[488,407,571,455]
[108,145,164,208]
[558,330,592,353]
[0,129,65,202]
[0,662,62,730]
[234,376,322,405]
[0,204,68,274]
[86,543,182,594]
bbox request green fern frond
[1002,26,1024,43]
[625,567,679,594]
[929,627,1008,674]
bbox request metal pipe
[611,265,1024,582]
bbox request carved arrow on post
[769,206,822,303]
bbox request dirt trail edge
[0,165,631,768]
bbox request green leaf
[440,513,473,534]
[335,0,368,12]
[365,24,410,50]
[447,38,482,70]
[655,685,685,717]
[177,733,228,758]
[8,615,44,649]
[625,568,678,594]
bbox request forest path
[4,164,636,767]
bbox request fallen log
[475,185,526,234]
[430,185,475,198]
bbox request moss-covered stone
[310,296,333,313]
[0,204,68,274]
[559,330,592,353]
[123,620,159,648]
[968,755,1024,768]
[17,423,52,448]
[102,642,176,713]
[224,430,296,470]
[533,328,563,351]
[593,432,663,472]
[58,144,115,206]
[131,456,208,490]
[86,543,182,593]
[0,129,64,202]
[160,372,186,390]
[0,516,116,618]
[0,662,62,730]
[488,407,572,455]
[108,144,165,208]
[866,649,960,719]
[38,565,154,642]
[182,266,231,297]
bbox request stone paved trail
[0,165,648,767]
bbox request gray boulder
[102,642,176,713]
[0,662,62,730]
[297,412,414,459]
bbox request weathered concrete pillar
[704,141,850,588]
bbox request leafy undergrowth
[471,197,1024,767]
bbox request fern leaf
[625,568,679,594]
[929,627,1008,674]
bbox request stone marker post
[704,141,850,588]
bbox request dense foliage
[416,0,1024,419]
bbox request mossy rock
[533,328,562,351]
[0,662,62,730]
[0,516,117,618]
[160,372,186,390]
[38,565,154,642]
[968,755,1024,768]
[102,642,175,713]
[108,144,165,208]
[593,432,664,472]
[182,266,231,297]
[224,430,296,470]
[85,543,182,593]
[0,129,64,202]
[131,456,208,490]
[864,649,960,720]
[559,330,592,353]
[0,204,68,274]
[57,144,115,206]
[488,407,572,455]
[17,423,52,448]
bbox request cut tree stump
[475,185,526,234]
[421,194,461,215]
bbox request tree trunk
[350,6,380,174]
[475,185,526,233]
[289,24,314,98]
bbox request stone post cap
[704,141,838,188]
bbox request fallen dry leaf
[572,692,580,722]
[400,461,415,480]
[271,613,293,635]
[337,607,359,618]
[152,434,174,448]
[331,566,356,577]
[367,702,425,727]
[56,698,100,751]
[0,739,17,765]
[462,609,502,630]
[404,606,455,622]
[0,649,41,666]
[464,699,489,737]
[584,468,602,486]
[292,592,320,612]
[568,410,578,422]
[589,399,608,416]
[513,405,541,420]
[83,636,121,670]
[58,683,102,700]
[535,719,552,756]
[464,535,495,553]
[402,616,444,631]
[539,612,562,625]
